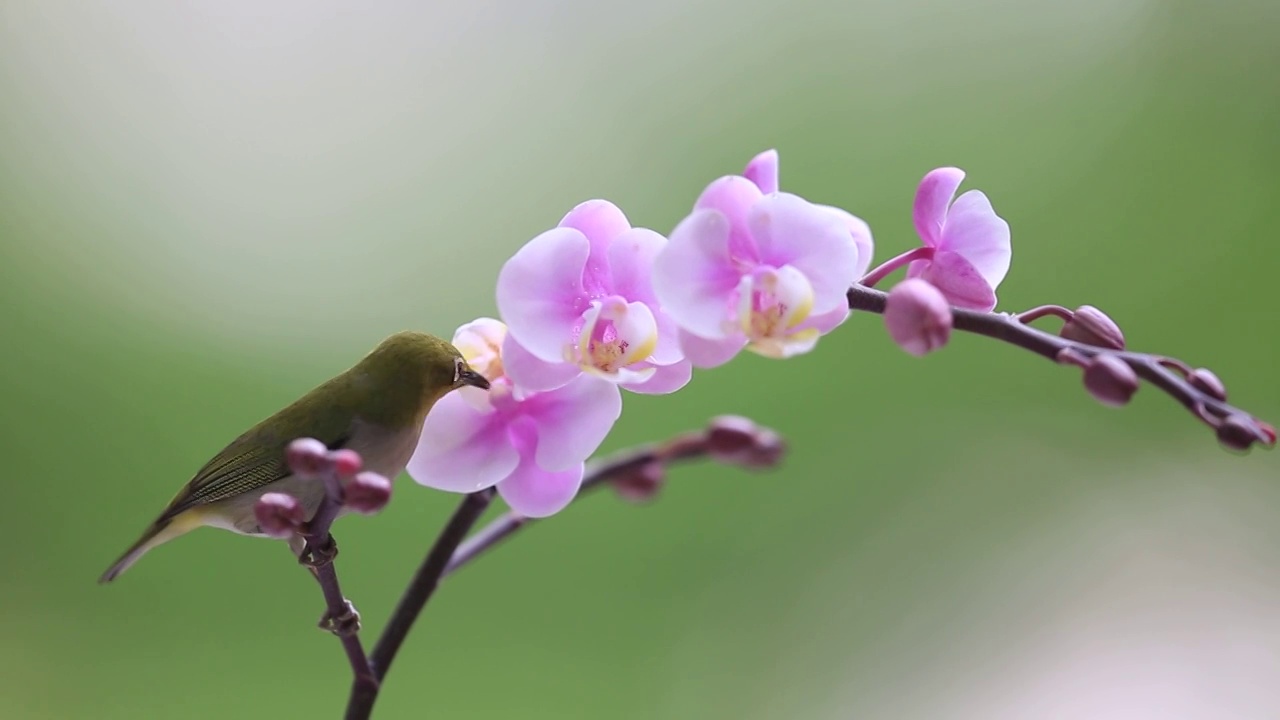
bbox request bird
[99,331,491,583]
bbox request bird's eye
[452,358,463,384]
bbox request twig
[297,466,378,696]
[847,283,1275,449]
[345,489,497,720]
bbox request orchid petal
[818,203,875,279]
[938,189,1011,289]
[620,358,692,394]
[497,423,585,518]
[558,200,631,292]
[652,209,742,340]
[407,393,519,493]
[743,149,779,194]
[694,175,764,262]
[677,328,747,369]
[747,193,858,313]
[496,227,589,362]
[523,374,623,472]
[912,167,965,247]
[501,334,580,394]
[918,250,998,311]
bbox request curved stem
[846,283,1275,446]
[858,246,934,288]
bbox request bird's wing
[156,408,353,523]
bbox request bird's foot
[298,535,339,568]
[319,599,361,636]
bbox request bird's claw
[298,535,339,568]
[319,599,361,636]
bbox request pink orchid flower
[495,200,692,395]
[406,318,622,518]
[652,152,870,368]
[906,167,1011,311]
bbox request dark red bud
[1083,354,1139,407]
[344,471,392,514]
[286,438,330,479]
[254,492,305,537]
[1187,368,1227,401]
[330,449,364,479]
[707,415,786,469]
[1216,415,1259,452]
[613,460,666,504]
[1061,305,1126,351]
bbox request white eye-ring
[452,357,463,384]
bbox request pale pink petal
[497,424,584,518]
[678,328,746,369]
[606,227,665,305]
[744,149,779,194]
[652,209,742,340]
[620,358,692,394]
[937,189,1011,289]
[407,393,519,493]
[918,251,997,311]
[496,227,589,362]
[912,167,965,247]
[694,175,764,262]
[501,334,580,393]
[819,204,876,279]
[523,374,623,472]
[559,200,631,292]
[798,305,849,334]
[747,193,858,314]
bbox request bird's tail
[99,514,201,583]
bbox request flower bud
[1187,368,1227,401]
[254,492,305,537]
[884,279,952,357]
[1216,415,1259,452]
[613,460,666,503]
[344,471,392,515]
[707,415,785,468]
[286,438,330,479]
[1061,305,1125,351]
[1083,354,1139,407]
[330,449,363,479]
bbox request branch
[255,441,394,709]
[847,283,1276,450]
[345,488,496,720]
[443,415,786,580]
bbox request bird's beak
[458,367,491,390]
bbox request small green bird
[100,331,490,583]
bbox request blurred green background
[2,0,1278,718]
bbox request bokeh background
[3,1,1278,718]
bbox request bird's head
[357,331,490,422]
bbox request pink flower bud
[707,415,786,468]
[1083,354,1139,407]
[613,460,666,504]
[254,492,305,537]
[343,471,392,515]
[1216,415,1259,452]
[1188,368,1227,401]
[330,449,363,479]
[884,279,952,357]
[286,438,330,479]
[1061,305,1125,351]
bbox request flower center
[568,296,659,375]
[735,266,814,341]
